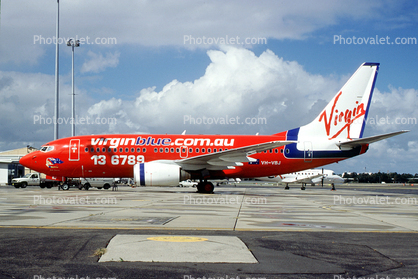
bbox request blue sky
[0,0,417,174]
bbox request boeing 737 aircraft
[20,63,408,193]
[256,168,344,190]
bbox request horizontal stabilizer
[337,130,409,149]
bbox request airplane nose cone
[19,153,37,168]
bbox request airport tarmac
[0,183,417,278]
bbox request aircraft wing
[176,140,295,171]
[337,130,409,150]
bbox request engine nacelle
[133,162,191,186]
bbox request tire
[197,182,214,194]
[84,183,90,190]
[62,184,70,191]
[14,185,20,188]
[103,183,110,190]
[21,182,27,188]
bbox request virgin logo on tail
[319,91,366,139]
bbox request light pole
[67,39,80,137]
[54,0,59,140]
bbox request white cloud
[82,47,339,136]
[81,51,120,74]
[365,87,418,134]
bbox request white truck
[11,173,57,188]
[12,173,116,190]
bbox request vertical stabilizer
[300,62,379,140]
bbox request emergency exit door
[69,139,80,161]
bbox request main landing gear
[284,183,307,190]
[196,180,214,194]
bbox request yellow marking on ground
[147,236,208,242]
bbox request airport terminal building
[0,147,35,185]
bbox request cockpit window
[40,146,54,152]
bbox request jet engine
[133,161,191,186]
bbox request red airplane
[20,63,408,193]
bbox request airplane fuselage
[20,131,361,180]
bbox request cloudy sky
[1,0,417,174]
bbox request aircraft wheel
[62,184,70,191]
[301,186,306,190]
[197,182,214,194]
[284,185,289,190]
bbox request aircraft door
[69,139,80,161]
[304,141,313,162]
